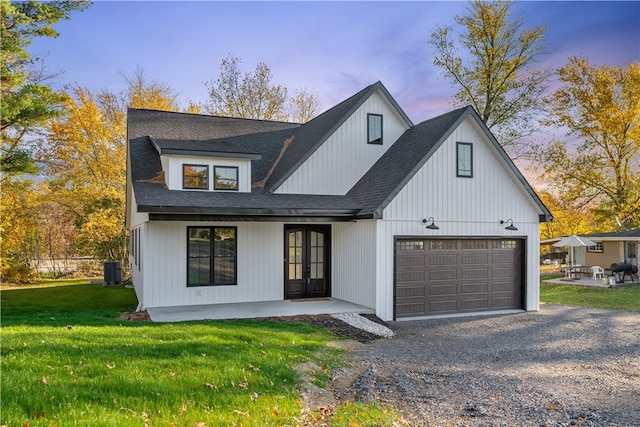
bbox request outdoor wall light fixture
[500,218,518,231]
[422,217,440,230]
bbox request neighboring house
[543,229,640,268]
[126,81,552,321]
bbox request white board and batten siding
[128,192,148,308]
[140,221,285,309]
[276,90,410,195]
[332,221,377,309]
[136,219,379,311]
[374,116,543,321]
[162,155,252,192]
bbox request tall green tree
[537,58,640,230]
[428,0,550,158]
[0,0,89,173]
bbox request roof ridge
[127,107,298,125]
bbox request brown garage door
[395,238,523,319]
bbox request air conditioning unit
[104,261,122,285]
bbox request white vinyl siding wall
[276,90,410,195]
[162,155,252,192]
[332,221,377,309]
[136,220,381,311]
[374,117,543,321]
[141,221,284,308]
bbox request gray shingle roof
[127,84,550,221]
[264,81,413,192]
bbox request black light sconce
[422,217,440,230]
[500,218,518,231]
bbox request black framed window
[187,227,237,286]
[367,114,383,144]
[183,164,209,189]
[214,166,239,191]
[456,142,473,177]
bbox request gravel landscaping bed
[332,305,640,426]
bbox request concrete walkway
[146,298,374,322]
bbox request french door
[284,225,331,299]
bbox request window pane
[463,240,487,250]
[214,257,235,284]
[184,165,208,189]
[213,228,236,284]
[188,227,236,286]
[429,240,457,250]
[493,240,517,249]
[457,143,472,177]
[188,227,211,285]
[368,114,382,144]
[214,166,238,190]
[396,241,424,251]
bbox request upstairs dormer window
[214,166,239,191]
[456,142,473,178]
[183,164,209,189]
[367,113,383,145]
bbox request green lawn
[540,273,640,312]
[1,280,401,427]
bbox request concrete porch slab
[543,277,639,288]
[146,298,374,322]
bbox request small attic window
[183,164,209,189]
[367,114,383,145]
[214,166,238,191]
[456,142,473,178]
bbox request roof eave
[137,204,360,218]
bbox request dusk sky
[28,1,640,123]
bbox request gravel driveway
[333,304,640,426]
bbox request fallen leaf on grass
[106,364,116,369]
[179,404,187,414]
[41,376,48,384]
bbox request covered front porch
[146,298,374,322]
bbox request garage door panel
[429,254,458,265]
[493,267,516,278]
[396,285,425,298]
[492,296,519,309]
[461,268,489,280]
[461,298,489,310]
[493,253,517,263]
[461,282,489,294]
[395,238,523,318]
[492,281,517,292]
[461,253,489,264]
[396,302,425,317]
[396,255,425,267]
[429,270,457,280]
[396,270,425,282]
[428,300,458,314]
[428,283,458,296]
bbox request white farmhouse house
[126,81,552,321]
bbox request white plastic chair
[592,266,604,280]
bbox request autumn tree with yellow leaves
[536,58,640,230]
[31,71,180,277]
